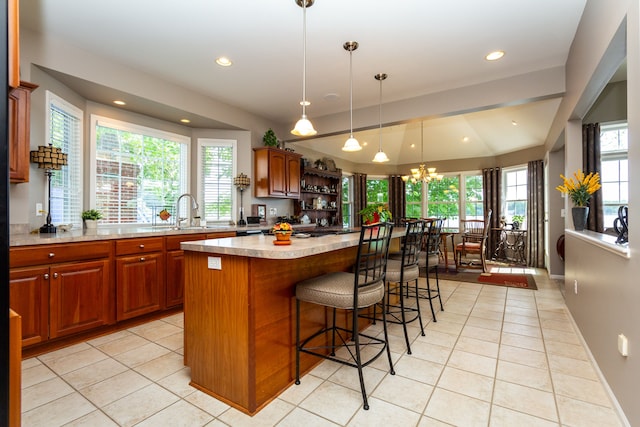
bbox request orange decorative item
[272,222,293,245]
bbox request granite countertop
[9,225,249,247]
[180,228,405,260]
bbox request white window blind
[197,139,236,224]
[47,91,83,228]
[91,116,189,225]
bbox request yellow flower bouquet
[555,169,601,207]
[272,222,293,234]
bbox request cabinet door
[116,252,163,321]
[9,266,49,347]
[49,260,113,338]
[9,83,38,183]
[165,250,185,307]
[269,150,288,196]
[286,154,301,198]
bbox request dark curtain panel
[527,160,545,268]
[482,167,501,258]
[352,173,367,227]
[582,123,604,232]
[388,175,406,225]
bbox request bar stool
[366,219,426,354]
[295,222,395,410]
[416,218,444,321]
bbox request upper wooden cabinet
[9,81,38,183]
[253,147,302,199]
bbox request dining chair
[294,222,395,410]
[455,209,492,272]
[365,219,426,354]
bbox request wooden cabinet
[9,81,38,183]
[253,147,302,199]
[115,237,164,321]
[9,240,114,347]
[295,166,343,227]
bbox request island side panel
[250,246,359,408]
[184,251,252,411]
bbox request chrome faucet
[175,193,199,229]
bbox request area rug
[426,268,537,290]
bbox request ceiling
[21,0,589,165]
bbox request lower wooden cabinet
[9,266,49,347]
[116,252,164,321]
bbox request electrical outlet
[207,256,222,270]
[269,208,277,216]
[36,203,43,216]
[618,334,629,357]
[574,279,578,294]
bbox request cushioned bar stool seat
[295,222,395,411]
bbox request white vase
[84,219,98,229]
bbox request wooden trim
[9,309,21,427]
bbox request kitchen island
[181,230,401,415]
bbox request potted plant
[511,215,525,229]
[272,221,293,244]
[82,209,103,229]
[555,169,601,231]
[359,203,392,225]
[263,128,278,147]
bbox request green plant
[511,215,525,226]
[359,203,392,224]
[82,209,103,220]
[262,128,278,147]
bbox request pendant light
[372,73,390,163]
[342,41,362,151]
[291,0,317,136]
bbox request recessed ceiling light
[215,56,233,67]
[410,143,415,148]
[324,93,340,102]
[113,100,126,106]
[299,100,311,106]
[462,136,470,143]
[362,141,368,146]
[512,120,518,126]
[180,119,191,124]
[485,50,505,61]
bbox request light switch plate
[618,333,629,357]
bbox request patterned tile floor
[21,266,628,426]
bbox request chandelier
[402,122,443,183]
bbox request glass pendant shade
[372,72,389,163]
[342,135,362,152]
[292,115,317,136]
[342,41,361,151]
[291,0,316,136]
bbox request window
[405,180,423,218]
[366,178,389,205]
[47,92,83,228]
[341,175,353,228]
[464,174,484,220]
[503,167,527,227]
[197,139,236,224]
[600,123,628,228]
[91,116,190,225]
[427,176,460,229]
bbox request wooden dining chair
[455,209,492,272]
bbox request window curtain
[582,123,604,232]
[388,175,406,225]
[482,167,501,258]
[526,160,545,268]
[352,173,367,227]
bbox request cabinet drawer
[115,237,164,256]
[165,233,208,251]
[10,241,112,268]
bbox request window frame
[89,114,191,227]
[502,166,528,228]
[196,138,238,225]
[46,91,84,228]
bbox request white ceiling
[21,0,589,165]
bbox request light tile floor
[21,267,628,426]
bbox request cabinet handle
[53,273,58,279]
[48,253,55,258]
[44,273,49,280]
[140,257,146,262]
[139,244,145,249]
